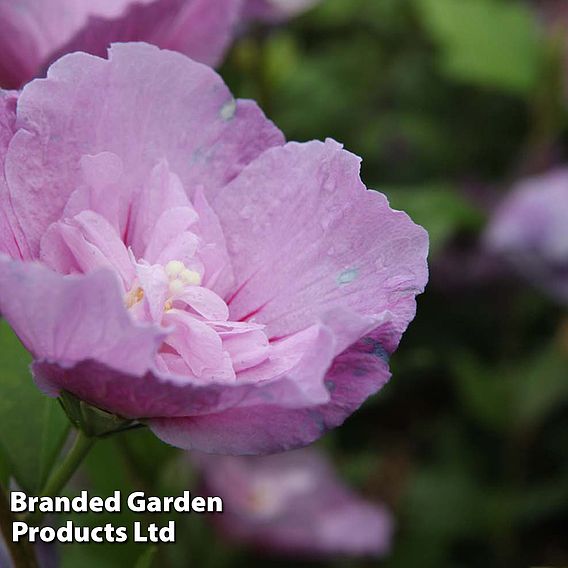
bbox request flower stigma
[124,259,202,312]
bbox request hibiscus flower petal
[0,257,338,421]
[61,152,129,237]
[162,309,236,381]
[32,322,338,420]
[214,139,429,347]
[127,160,194,257]
[0,90,25,259]
[148,316,395,454]
[175,287,230,321]
[192,186,235,298]
[221,326,270,372]
[4,42,283,257]
[41,210,136,287]
[0,0,242,88]
[0,0,133,88]
[52,0,242,69]
[0,256,163,376]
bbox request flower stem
[25,429,96,525]
[0,482,38,568]
[42,429,95,498]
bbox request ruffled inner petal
[162,309,236,382]
[219,324,270,373]
[175,286,230,321]
[40,210,135,289]
[128,160,195,257]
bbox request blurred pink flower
[0,43,428,454]
[194,448,393,557]
[484,168,568,302]
[0,0,242,89]
[243,0,321,23]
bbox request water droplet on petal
[337,268,358,285]
[220,98,236,121]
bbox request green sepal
[58,392,145,438]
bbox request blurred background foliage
[1,0,568,566]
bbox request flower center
[164,260,201,295]
[163,259,202,312]
[124,259,204,314]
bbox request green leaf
[450,351,513,432]
[0,320,69,493]
[405,463,484,540]
[513,346,568,429]
[451,345,568,434]
[416,0,543,94]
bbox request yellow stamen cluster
[125,260,201,312]
[125,286,144,309]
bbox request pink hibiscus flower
[0,43,428,454]
[485,168,568,303]
[194,448,393,557]
[0,0,242,89]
